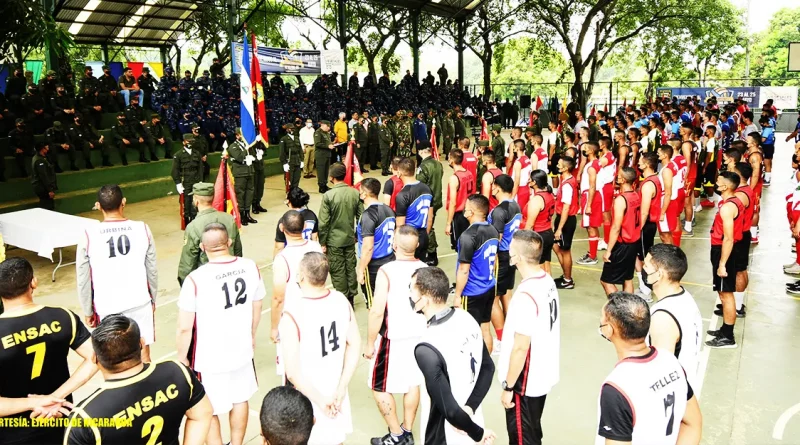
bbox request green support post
[337,0,347,89]
[411,11,420,82]
[457,19,465,87]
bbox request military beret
[192,183,214,196]
[319,120,331,126]
[53,121,62,129]
[478,140,490,147]
[142,67,150,72]
[183,133,194,141]
[282,123,295,129]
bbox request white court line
[156,297,178,308]
[156,351,177,361]
[773,402,800,440]
[258,262,273,270]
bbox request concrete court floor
[8,131,800,444]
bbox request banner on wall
[231,43,344,75]
[656,86,799,109]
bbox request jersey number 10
[107,235,131,258]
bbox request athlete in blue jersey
[760,116,776,185]
[455,194,500,352]
[274,187,319,257]
[357,178,397,307]
[487,174,521,349]
[395,157,433,262]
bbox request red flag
[529,110,534,126]
[535,96,543,111]
[623,97,627,108]
[251,34,269,142]
[590,105,596,116]
[127,62,144,79]
[430,122,440,160]
[213,158,242,227]
[604,103,608,113]
[179,194,186,230]
[479,117,489,141]
[344,139,363,187]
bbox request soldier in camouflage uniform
[396,112,412,157]
[279,122,303,192]
[227,129,258,225]
[416,143,444,265]
[172,134,205,226]
[490,123,506,170]
[378,113,393,176]
[147,114,173,159]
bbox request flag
[430,121,440,160]
[251,33,268,142]
[535,95,543,111]
[604,103,608,113]
[213,157,242,227]
[623,97,627,108]
[343,138,363,187]
[561,94,567,113]
[239,34,257,146]
[632,98,636,106]
[179,194,186,230]
[589,103,596,116]
[479,117,489,141]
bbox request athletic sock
[401,425,411,434]
[496,329,503,341]
[638,272,651,295]
[672,228,682,247]
[795,245,800,263]
[390,432,403,442]
[721,323,735,340]
[684,220,692,232]
[589,237,599,259]
[751,226,759,238]
[603,222,611,244]
[766,172,772,181]
[734,292,744,311]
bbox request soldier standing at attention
[172,134,205,227]
[368,114,380,170]
[491,124,506,172]
[442,109,455,157]
[314,120,335,193]
[416,143,444,266]
[31,142,57,210]
[355,116,370,171]
[300,118,316,179]
[190,124,210,180]
[379,113,394,176]
[177,183,242,285]
[454,110,466,142]
[319,163,363,307]
[227,128,258,225]
[252,140,268,214]
[280,122,304,192]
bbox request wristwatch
[501,380,514,392]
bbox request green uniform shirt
[417,156,444,210]
[177,208,243,282]
[492,135,506,168]
[314,129,332,154]
[318,183,363,248]
[279,134,303,166]
[191,136,209,157]
[171,147,204,185]
[378,126,392,150]
[227,139,253,177]
[111,122,141,142]
[147,122,170,140]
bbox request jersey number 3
[319,321,340,357]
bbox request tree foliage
[491,37,570,100]
[745,7,800,85]
[683,0,743,86]
[1,0,74,67]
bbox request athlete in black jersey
[395,158,434,261]
[0,258,97,445]
[357,178,397,307]
[274,187,319,256]
[65,315,212,445]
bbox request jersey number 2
[222,278,247,309]
[319,321,340,357]
[107,235,131,258]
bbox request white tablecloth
[0,208,99,261]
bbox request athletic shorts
[367,336,423,393]
[415,228,429,262]
[450,211,470,250]
[763,144,775,160]
[637,221,658,261]
[601,183,614,213]
[201,361,258,415]
[553,215,577,251]
[461,287,495,324]
[686,165,698,193]
[711,245,737,293]
[538,229,554,263]
[362,254,394,308]
[308,392,352,445]
[505,393,547,445]
[600,242,638,284]
[702,163,718,189]
[753,192,761,215]
[100,302,155,345]
[734,231,752,272]
[496,250,517,296]
[548,153,561,176]
[658,194,681,233]
[581,190,602,228]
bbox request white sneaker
[785,261,798,269]
[694,204,702,212]
[635,289,653,303]
[598,240,608,251]
[492,342,502,356]
[785,263,800,275]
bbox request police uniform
[31,151,57,210]
[279,123,304,191]
[417,155,444,261]
[172,135,205,225]
[378,120,393,175]
[395,181,433,261]
[319,182,363,303]
[314,121,334,192]
[177,183,243,284]
[457,221,500,324]
[489,199,522,296]
[227,133,257,224]
[357,202,396,306]
[70,118,110,167]
[111,113,150,165]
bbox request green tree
[1,0,73,66]
[744,7,800,85]
[491,37,570,100]
[684,1,743,86]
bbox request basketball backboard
[789,42,800,72]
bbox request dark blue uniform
[357,202,397,301]
[274,208,319,244]
[488,199,522,295]
[457,221,499,324]
[395,181,433,261]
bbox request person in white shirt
[299,118,316,178]
[499,230,559,445]
[279,252,361,445]
[176,223,265,445]
[76,184,157,362]
[364,225,427,445]
[573,111,588,134]
[597,292,702,445]
[644,244,703,388]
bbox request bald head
[201,223,230,254]
[393,225,419,255]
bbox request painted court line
[773,402,800,440]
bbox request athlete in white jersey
[410,267,496,445]
[176,223,264,445]
[76,185,157,361]
[279,252,361,445]
[597,292,702,445]
[364,225,427,445]
[644,245,703,388]
[271,210,324,376]
[499,231,560,445]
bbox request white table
[0,208,99,281]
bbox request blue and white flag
[239,34,257,146]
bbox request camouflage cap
[192,183,214,196]
[46,70,57,76]
[478,140,490,147]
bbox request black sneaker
[706,336,737,348]
[788,286,800,295]
[555,277,575,289]
[713,305,746,318]
[371,432,406,445]
[706,328,723,337]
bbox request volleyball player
[273,187,319,256]
[598,136,616,249]
[259,386,314,445]
[523,169,556,274]
[601,167,641,295]
[357,178,397,309]
[744,132,764,243]
[576,142,603,265]
[635,152,662,301]
[445,148,476,249]
[395,157,434,261]
[553,156,579,289]
[480,150,503,211]
[511,139,532,212]
[382,157,404,211]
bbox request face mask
[306,123,312,128]
[598,324,611,342]
[409,296,424,315]
[641,268,657,290]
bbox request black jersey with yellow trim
[65,360,206,445]
[0,305,91,445]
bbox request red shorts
[685,166,697,194]
[658,192,683,233]
[601,183,614,213]
[581,190,603,228]
[753,192,761,214]
[788,201,795,226]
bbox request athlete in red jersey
[598,136,616,247]
[708,171,745,349]
[553,156,579,289]
[744,133,764,243]
[523,169,555,273]
[601,167,642,295]
[444,149,475,249]
[577,142,603,265]
[480,150,503,211]
[656,145,676,245]
[511,139,532,212]
[729,162,753,318]
[462,140,479,181]
[634,152,662,300]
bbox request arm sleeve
[395,191,408,217]
[597,383,634,441]
[232,225,243,257]
[414,343,485,442]
[489,207,506,234]
[465,342,495,411]
[382,179,394,196]
[145,224,158,303]
[177,231,201,282]
[457,231,475,264]
[69,310,92,349]
[171,157,182,184]
[311,213,319,234]
[75,232,94,316]
[361,210,377,237]
[186,363,206,407]
[318,195,330,246]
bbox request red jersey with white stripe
[736,185,754,232]
[599,151,616,186]
[556,176,579,216]
[616,191,642,243]
[388,176,403,211]
[710,197,744,245]
[516,155,532,211]
[661,156,687,200]
[639,175,662,223]
[580,159,602,192]
[448,169,475,213]
[525,190,555,232]
[462,151,478,180]
[532,147,549,172]
[486,167,503,210]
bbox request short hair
[719,170,741,188]
[259,386,314,445]
[648,244,688,282]
[92,315,142,372]
[599,136,611,149]
[449,148,464,165]
[734,162,752,180]
[511,230,542,264]
[658,144,674,159]
[300,252,328,286]
[97,185,124,211]
[583,141,600,156]
[725,149,742,163]
[467,194,489,216]
[481,150,495,164]
[640,152,659,171]
[493,174,514,193]
[329,163,346,181]
[280,210,304,235]
[730,140,747,153]
[532,134,543,145]
[620,166,637,184]
[398,157,416,177]
[287,187,310,208]
[0,257,34,300]
[742,111,754,121]
[705,125,717,134]
[628,127,641,139]
[395,224,419,252]
[361,177,381,197]
[604,292,651,341]
[391,156,403,169]
[559,155,575,170]
[411,267,449,304]
[747,132,762,145]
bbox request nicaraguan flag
[239,34,257,146]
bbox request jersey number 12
[222,278,247,309]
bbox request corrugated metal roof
[374,0,485,20]
[55,0,197,46]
